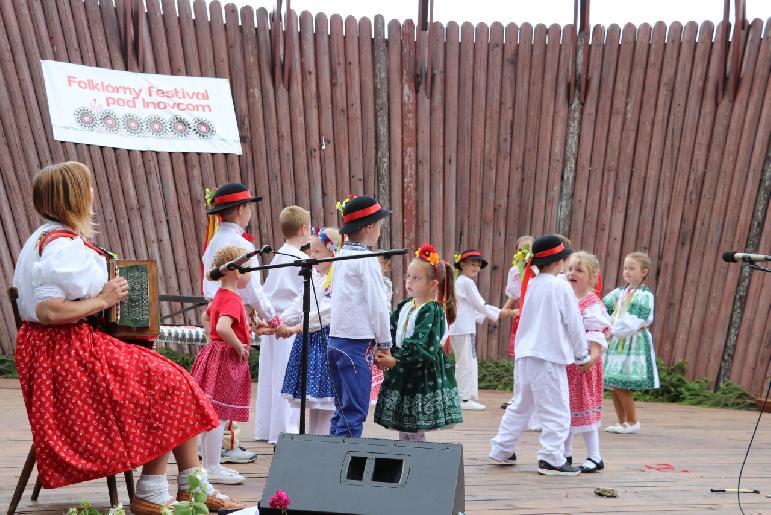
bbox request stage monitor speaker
[258,433,465,515]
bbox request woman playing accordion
[12,162,242,514]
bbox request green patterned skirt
[374,357,463,433]
[603,329,660,390]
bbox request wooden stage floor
[1,378,769,514]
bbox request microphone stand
[239,247,407,435]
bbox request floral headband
[416,244,441,267]
[312,226,337,252]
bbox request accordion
[105,259,160,341]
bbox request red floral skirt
[190,340,251,421]
[15,322,218,489]
[566,355,604,431]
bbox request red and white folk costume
[13,221,218,489]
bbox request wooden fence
[0,1,768,395]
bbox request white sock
[178,467,215,495]
[582,429,601,462]
[563,432,574,458]
[202,420,227,471]
[308,410,334,436]
[398,432,426,441]
[136,474,170,505]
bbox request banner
[41,60,242,154]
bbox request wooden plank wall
[0,1,768,395]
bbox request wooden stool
[6,288,135,514]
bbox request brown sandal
[129,497,176,515]
[177,490,246,511]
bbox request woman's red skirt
[15,321,218,489]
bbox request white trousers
[490,357,570,467]
[451,333,478,401]
[254,335,300,443]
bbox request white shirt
[582,300,612,349]
[281,270,331,333]
[329,243,392,346]
[448,274,500,336]
[202,222,275,320]
[262,243,309,314]
[515,273,589,365]
[505,266,521,300]
[13,221,108,322]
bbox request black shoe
[500,401,512,409]
[538,459,581,476]
[565,456,572,466]
[579,457,605,473]
[490,452,517,465]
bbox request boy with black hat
[449,249,513,410]
[202,183,288,475]
[327,195,393,437]
[489,234,590,476]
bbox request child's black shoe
[537,459,581,476]
[579,458,604,473]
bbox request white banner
[41,60,242,154]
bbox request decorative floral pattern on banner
[41,59,241,154]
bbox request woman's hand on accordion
[35,277,129,325]
[98,277,129,308]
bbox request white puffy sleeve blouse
[13,222,108,322]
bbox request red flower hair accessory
[415,244,441,267]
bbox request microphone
[208,245,272,280]
[722,251,771,263]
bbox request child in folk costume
[603,252,658,434]
[254,206,312,443]
[490,235,590,476]
[192,246,256,485]
[375,245,463,441]
[202,183,286,464]
[280,227,341,435]
[501,235,534,409]
[328,195,393,437]
[563,252,612,473]
[14,162,241,514]
[370,252,394,405]
[448,249,513,410]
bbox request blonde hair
[516,235,534,249]
[568,251,601,285]
[322,226,341,251]
[626,251,652,280]
[209,245,247,280]
[280,205,311,237]
[33,161,95,238]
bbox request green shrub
[478,358,514,391]
[632,359,756,410]
[0,355,17,378]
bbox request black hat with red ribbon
[206,182,262,214]
[530,234,573,267]
[454,249,489,270]
[338,194,392,235]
